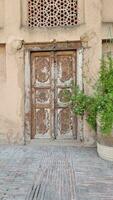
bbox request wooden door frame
[24,41,83,144]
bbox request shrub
[64,55,113,135]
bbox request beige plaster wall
[0,0,102,43]
[0,0,112,144]
[102,0,113,23]
[81,0,102,146]
[0,0,112,42]
[0,0,4,28]
[0,41,24,144]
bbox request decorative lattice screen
[28,0,78,28]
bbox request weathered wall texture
[80,0,102,146]
[102,0,113,22]
[0,0,4,28]
[0,0,112,145]
[0,40,24,144]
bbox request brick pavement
[0,144,113,200]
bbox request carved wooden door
[31,51,77,139]
[54,51,77,139]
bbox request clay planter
[97,118,113,161]
[97,136,113,161]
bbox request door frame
[24,41,83,143]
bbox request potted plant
[96,55,113,161]
[64,55,113,161]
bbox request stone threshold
[29,139,84,147]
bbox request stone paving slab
[0,144,113,200]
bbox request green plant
[86,96,98,131]
[64,55,113,136]
[70,86,88,116]
[95,56,113,135]
[64,84,97,130]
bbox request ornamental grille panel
[28,0,78,28]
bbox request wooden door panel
[56,107,74,139]
[36,88,51,106]
[56,53,74,86]
[57,88,71,106]
[55,51,76,139]
[31,52,53,139]
[35,108,50,138]
[35,56,51,87]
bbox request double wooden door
[31,51,77,139]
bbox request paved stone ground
[0,144,113,200]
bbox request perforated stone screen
[28,0,78,28]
